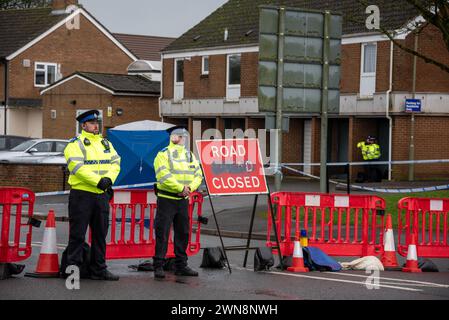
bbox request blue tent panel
[107,129,169,188]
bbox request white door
[174,58,184,101]
[303,120,312,174]
[359,43,377,97]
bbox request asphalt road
[1,220,448,301]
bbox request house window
[76,109,103,135]
[359,43,377,97]
[35,62,58,87]
[202,56,209,75]
[363,43,377,73]
[174,59,185,101]
[175,59,184,83]
[227,54,241,85]
[226,54,241,101]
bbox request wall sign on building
[405,99,422,112]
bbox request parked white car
[0,139,69,164]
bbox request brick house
[0,0,137,138]
[41,72,161,139]
[160,0,449,180]
[39,32,175,139]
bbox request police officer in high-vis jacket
[153,126,203,279]
[63,110,121,281]
[357,135,382,182]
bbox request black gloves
[97,177,112,191]
[105,187,114,201]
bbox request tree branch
[353,0,449,74]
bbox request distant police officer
[153,126,203,279]
[63,110,121,281]
[357,135,382,182]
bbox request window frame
[360,43,377,76]
[226,54,241,87]
[174,58,184,84]
[34,62,58,87]
[201,56,209,75]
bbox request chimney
[52,0,79,15]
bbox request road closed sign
[196,139,268,196]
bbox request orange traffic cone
[381,214,400,270]
[25,210,60,278]
[287,240,309,273]
[402,233,422,273]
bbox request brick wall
[0,163,68,193]
[42,77,160,139]
[163,52,258,100]
[241,52,258,97]
[9,14,133,100]
[0,62,4,102]
[393,25,449,92]
[415,24,449,92]
[376,41,391,92]
[392,115,449,180]
[392,39,413,92]
[341,44,360,94]
[282,118,303,164]
[162,58,174,99]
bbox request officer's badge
[172,150,179,158]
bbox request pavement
[1,177,448,301]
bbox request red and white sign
[196,139,268,196]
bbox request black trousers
[153,196,189,270]
[66,189,110,275]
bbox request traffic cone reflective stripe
[380,214,399,269]
[25,210,60,278]
[402,233,421,273]
[287,240,308,273]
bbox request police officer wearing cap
[357,135,381,182]
[153,126,203,279]
[63,110,121,281]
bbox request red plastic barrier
[0,187,34,263]
[398,197,449,258]
[103,189,203,260]
[267,192,386,257]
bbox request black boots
[175,266,198,277]
[154,267,165,279]
[90,269,119,281]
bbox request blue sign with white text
[405,99,422,112]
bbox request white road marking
[380,282,449,288]
[231,266,422,292]
[262,270,422,292]
[323,272,449,288]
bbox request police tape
[35,182,155,197]
[282,165,449,193]
[281,159,449,167]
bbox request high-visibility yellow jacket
[357,141,381,161]
[64,130,121,194]
[153,141,202,200]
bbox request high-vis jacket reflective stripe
[64,130,121,194]
[154,141,203,200]
[357,142,381,160]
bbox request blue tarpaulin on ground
[107,120,174,188]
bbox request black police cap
[76,110,100,123]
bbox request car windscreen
[10,140,37,151]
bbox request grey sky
[79,0,228,38]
